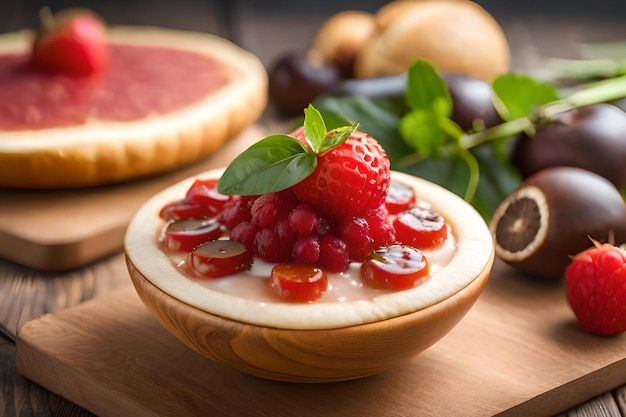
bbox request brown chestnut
[512,103,626,189]
[268,51,341,117]
[489,166,626,279]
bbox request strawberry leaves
[217,104,357,195]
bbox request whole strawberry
[31,8,108,76]
[292,129,390,219]
[564,240,626,337]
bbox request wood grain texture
[15,260,626,417]
[4,5,626,417]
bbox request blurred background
[2,0,625,73]
[1,0,625,32]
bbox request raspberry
[230,221,257,249]
[293,130,391,220]
[565,241,626,336]
[292,235,321,264]
[318,234,350,273]
[218,197,254,230]
[254,228,291,263]
[288,204,319,235]
[251,190,297,228]
[337,216,375,262]
[364,205,396,248]
[275,219,297,246]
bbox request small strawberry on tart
[125,106,494,330]
[0,8,267,188]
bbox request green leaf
[303,104,327,152]
[320,123,358,152]
[405,60,453,117]
[217,134,314,195]
[399,110,449,157]
[492,73,560,120]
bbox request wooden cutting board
[0,126,265,271]
[15,260,626,417]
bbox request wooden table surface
[2,1,626,416]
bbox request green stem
[460,117,534,149]
[459,149,479,202]
[460,74,626,150]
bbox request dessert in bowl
[124,112,494,382]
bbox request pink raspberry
[218,196,254,230]
[292,235,321,264]
[230,221,257,249]
[289,204,320,235]
[251,189,297,228]
[254,227,291,263]
[337,216,375,262]
[318,234,350,273]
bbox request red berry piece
[385,180,416,215]
[270,263,329,302]
[159,199,204,221]
[394,207,448,250]
[292,235,321,264]
[337,216,375,262]
[229,222,257,249]
[364,205,396,248]
[187,240,253,278]
[288,204,319,235]
[361,245,430,290]
[185,178,233,217]
[31,8,109,76]
[317,234,350,273]
[565,241,626,336]
[164,218,223,252]
[293,130,391,219]
[218,196,254,230]
[254,227,292,263]
[251,190,298,228]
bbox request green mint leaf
[217,134,315,195]
[399,110,449,157]
[492,73,560,121]
[405,60,453,117]
[319,122,359,152]
[303,104,327,152]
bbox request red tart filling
[0,44,231,131]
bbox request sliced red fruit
[159,178,234,221]
[269,263,329,302]
[385,180,416,215]
[187,240,253,278]
[159,200,205,221]
[393,207,448,250]
[360,245,430,290]
[185,178,233,217]
[164,218,223,252]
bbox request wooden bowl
[125,170,495,382]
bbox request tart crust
[0,27,268,188]
[124,169,495,330]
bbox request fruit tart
[0,9,267,188]
[125,106,494,330]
